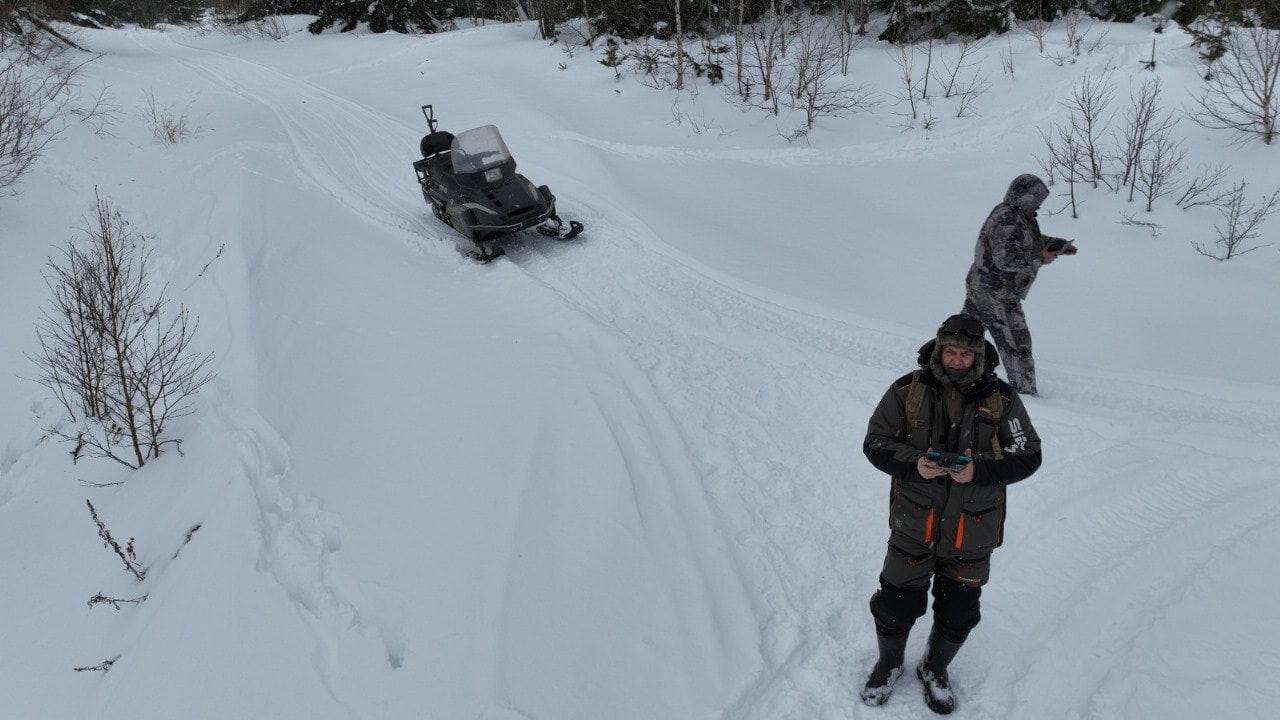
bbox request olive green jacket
[864,340,1042,558]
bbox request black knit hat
[936,313,986,355]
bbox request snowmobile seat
[420,131,454,159]
[426,152,454,179]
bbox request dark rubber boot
[860,632,909,706]
[916,625,965,714]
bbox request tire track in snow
[504,220,915,719]
[131,29,1280,719]
[486,174,1280,719]
[136,29,772,712]
[134,33,437,251]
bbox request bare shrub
[32,192,215,469]
[1112,78,1177,202]
[787,15,878,129]
[1192,26,1280,145]
[919,37,935,100]
[1062,72,1114,188]
[0,33,79,193]
[937,38,986,99]
[1193,182,1280,260]
[220,15,291,41]
[1118,211,1162,237]
[669,95,732,137]
[836,0,870,74]
[629,40,663,80]
[1023,9,1049,54]
[1136,133,1187,211]
[144,89,197,144]
[1177,164,1231,209]
[1062,11,1098,58]
[891,43,921,122]
[69,87,122,136]
[87,499,146,581]
[1040,123,1090,218]
[953,73,990,118]
[736,7,788,113]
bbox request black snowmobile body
[412,105,583,262]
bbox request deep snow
[1,16,1278,720]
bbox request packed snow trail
[0,19,1277,720]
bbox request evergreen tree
[304,0,454,34]
[880,0,1009,41]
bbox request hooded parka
[864,337,1042,573]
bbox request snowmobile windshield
[450,126,513,174]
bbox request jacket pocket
[890,489,937,547]
[953,501,1005,554]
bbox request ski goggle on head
[938,314,984,340]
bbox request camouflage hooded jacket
[965,174,1068,302]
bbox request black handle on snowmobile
[421,105,437,133]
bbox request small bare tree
[1112,78,1177,201]
[1001,40,1016,79]
[672,0,685,90]
[891,43,921,121]
[953,73,990,118]
[1177,163,1231,209]
[835,1,867,75]
[736,6,791,114]
[937,38,987,99]
[1040,124,1090,218]
[1192,26,1280,145]
[1193,182,1280,260]
[1064,11,1087,57]
[920,37,936,100]
[1062,72,1114,187]
[1136,133,1187,211]
[32,192,214,469]
[787,15,879,129]
[1024,0,1048,53]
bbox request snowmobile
[412,105,584,263]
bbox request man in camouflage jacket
[859,314,1042,714]
[963,174,1072,396]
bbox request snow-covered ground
[2,16,1278,719]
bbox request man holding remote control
[859,314,1042,714]
[963,173,1076,396]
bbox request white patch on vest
[1005,417,1028,453]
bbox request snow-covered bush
[32,192,214,469]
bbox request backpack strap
[903,370,928,432]
[978,383,1012,459]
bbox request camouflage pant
[963,294,1036,395]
